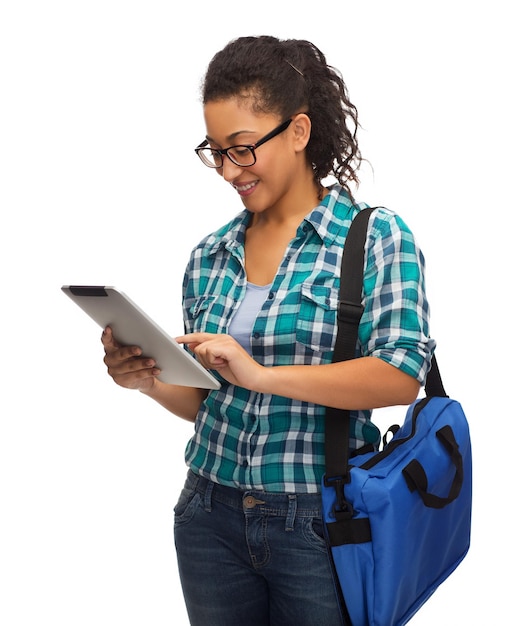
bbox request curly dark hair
[201,36,363,190]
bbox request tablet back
[62,285,220,389]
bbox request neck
[252,176,325,230]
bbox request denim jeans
[173,470,347,626]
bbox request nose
[219,157,243,183]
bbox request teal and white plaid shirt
[182,184,435,493]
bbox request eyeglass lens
[199,146,255,168]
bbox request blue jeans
[173,470,348,626]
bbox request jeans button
[243,496,265,509]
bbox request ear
[291,113,312,152]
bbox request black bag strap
[324,207,446,484]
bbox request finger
[101,326,121,350]
[111,364,161,390]
[113,361,161,378]
[176,333,215,345]
[105,351,161,381]
[104,348,153,370]
[102,327,142,357]
[192,342,228,367]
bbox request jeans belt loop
[285,494,297,532]
[204,481,214,513]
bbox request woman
[102,35,435,626]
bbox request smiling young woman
[102,35,435,626]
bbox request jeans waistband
[187,470,322,518]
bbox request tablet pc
[62,285,220,389]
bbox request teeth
[234,182,256,192]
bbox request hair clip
[285,60,304,77]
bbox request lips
[232,181,258,196]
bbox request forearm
[258,356,420,411]
[140,378,207,422]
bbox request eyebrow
[205,129,257,144]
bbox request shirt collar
[203,210,250,258]
[203,183,362,256]
[306,183,371,250]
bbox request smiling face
[202,96,317,218]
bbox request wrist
[255,364,279,396]
[138,377,160,397]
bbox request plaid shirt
[181,184,435,493]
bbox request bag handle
[402,425,464,508]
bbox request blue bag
[322,208,472,625]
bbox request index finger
[176,332,215,345]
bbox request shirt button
[268,291,274,299]
[252,332,260,339]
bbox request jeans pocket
[302,515,329,553]
[173,485,201,528]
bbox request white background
[1,1,526,624]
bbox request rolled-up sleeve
[357,209,436,384]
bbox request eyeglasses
[195,118,293,168]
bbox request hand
[101,326,161,391]
[177,333,265,390]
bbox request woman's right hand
[101,326,161,392]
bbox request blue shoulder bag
[322,208,472,626]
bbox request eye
[227,145,254,165]
[231,146,252,157]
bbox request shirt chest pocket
[188,295,229,333]
[296,284,339,353]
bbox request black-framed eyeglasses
[195,118,293,168]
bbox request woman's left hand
[177,333,265,389]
